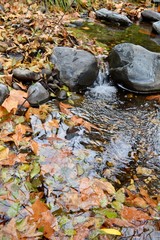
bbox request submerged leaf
[100,228,121,236]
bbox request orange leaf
[0,106,9,118]
[146,94,160,103]
[121,206,152,222]
[10,89,30,108]
[31,199,56,238]
[2,95,18,113]
[59,102,73,115]
[48,119,59,128]
[30,140,39,155]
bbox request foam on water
[87,69,117,99]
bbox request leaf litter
[0,0,159,239]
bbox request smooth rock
[50,47,99,91]
[141,10,160,22]
[0,83,9,105]
[13,68,40,83]
[96,8,132,26]
[108,43,160,93]
[153,20,160,34]
[57,90,68,100]
[27,82,50,106]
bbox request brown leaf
[31,198,56,239]
[30,140,39,155]
[2,95,18,113]
[10,89,30,108]
[104,218,134,228]
[59,102,73,115]
[146,94,160,103]
[120,206,152,222]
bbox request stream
[30,20,160,239]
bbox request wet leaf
[7,202,21,218]
[59,102,73,115]
[30,162,40,179]
[0,146,9,161]
[120,206,152,222]
[100,228,121,236]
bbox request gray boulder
[50,47,99,91]
[0,83,9,105]
[153,21,160,34]
[141,10,160,22]
[96,8,132,26]
[108,43,160,93]
[13,68,40,83]
[27,82,50,106]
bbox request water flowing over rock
[96,8,133,26]
[141,10,160,22]
[108,43,160,93]
[0,83,9,105]
[50,47,99,91]
[153,21,160,34]
[27,82,50,106]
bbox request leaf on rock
[10,89,30,108]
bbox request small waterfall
[87,61,117,99]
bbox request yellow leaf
[101,228,121,236]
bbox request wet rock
[50,47,99,91]
[13,68,40,83]
[108,43,160,93]
[96,8,132,26]
[27,82,50,106]
[0,83,9,105]
[57,90,68,100]
[152,20,160,34]
[7,52,24,62]
[141,10,160,22]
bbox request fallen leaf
[2,95,18,113]
[10,89,30,108]
[100,228,121,236]
[146,94,160,103]
[59,102,73,115]
[120,206,152,222]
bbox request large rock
[96,8,132,26]
[27,82,50,106]
[50,47,99,91]
[153,21,160,34]
[108,43,160,93]
[0,83,9,105]
[141,10,160,22]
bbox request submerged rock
[50,47,99,91]
[108,43,160,93]
[152,21,160,34]
[141,10,160,22]
[96,8,132,26]
[27,82,50,106]
[13,68,40,83]
[0,83,9,105]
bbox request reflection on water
[73,77,160,193]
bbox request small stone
[0,83,9,105]
[13,68,40,83]
[27,82,50,106]
[57,90,68,100]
